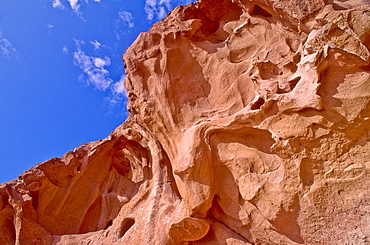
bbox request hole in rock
[104,220,113,230]
[285,38,300,53]
[112,153,131,177]
[107,184,114,194]
[119,218,135,238]
[284,62,298,73]
[29,191,39,211]
[76,163,82,173]
[162,151,182,199]
[257,61,281,80]
[249,5,272,18]
[293,53,301,63]
[365,33,370,50]
[289,76,301,90]
[331,3,347,10]
[251,97,265,110]
[211,127,275,154]
[229,50,243,63]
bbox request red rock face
[1,0,370,244]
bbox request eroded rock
[1,0,370,244]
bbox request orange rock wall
[1,0,370,244]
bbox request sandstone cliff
[1,0,370,244]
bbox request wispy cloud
[52,0,102,14]
[118,10,135,28]
[62,45,69,54]
[72,39,126,108]
[68,0,80,12]
[0,32,17,57]
[90,40,102,50]
[144,0,171,21]
[144,0,194,21]
[112,78,125,94]
[73,39,112,91]
[114,10,135,40]
[52,0,64,9]
[108,75,127,106]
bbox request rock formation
[1,0,370,244]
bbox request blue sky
[0,0,194,183]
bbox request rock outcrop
[1,0,370,244]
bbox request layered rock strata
[1,0,370,244]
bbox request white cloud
[90,40,102,50]
[62,45,69,54]
[93,57,110,67]
[118,10,135,28]
[108,75,126,108]
[68,0,80,12]
[72,39,127,112]
[144,0,194,21]
[0,32,17,57]
[52,0,102,14]
[73,40,112,91]
[74,38,85,47]
[52,0,64,9]
[112,76,125,94]
[144,0,170,21]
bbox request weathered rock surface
[1,0,370,244]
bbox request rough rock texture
[1,0,370,244]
